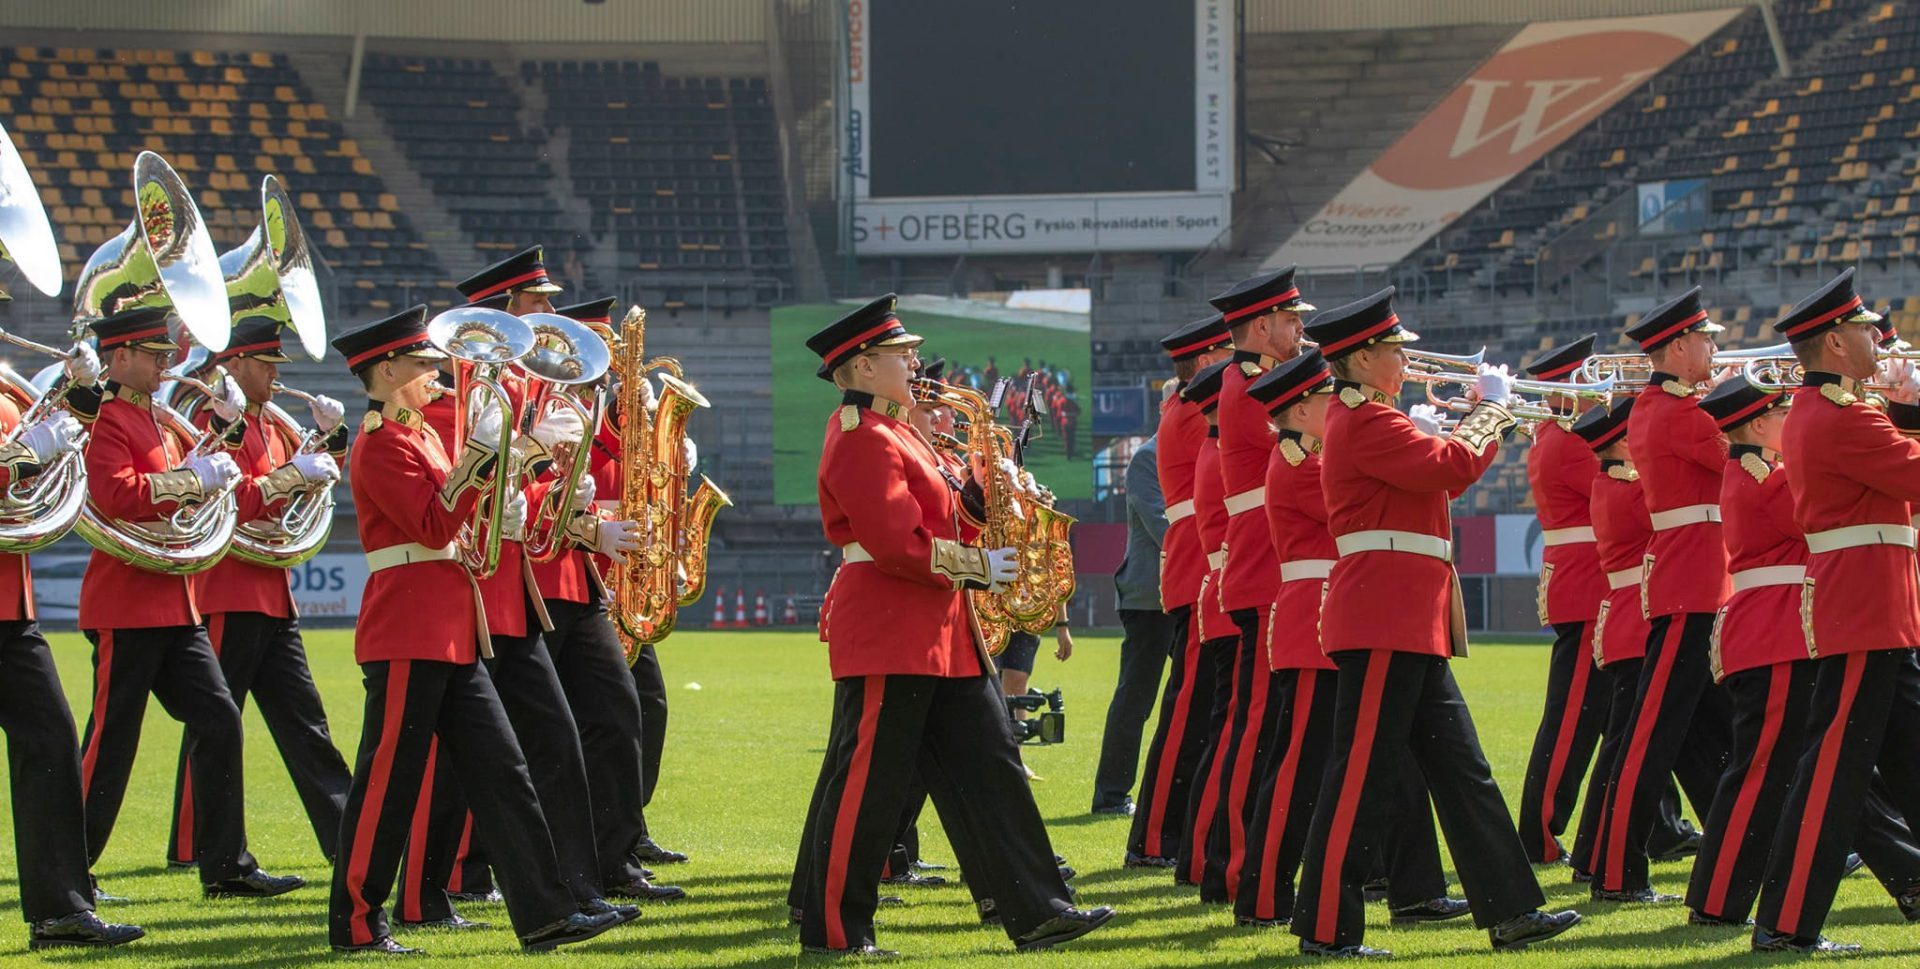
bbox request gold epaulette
[1606,464,1640,482]
[1239,360,1263,378]
[839,404,860,432]
[1819,382,1857,408]
[1660,379,1695,398]
[1740,451,1771,483]
[1278,436,1308,467]
[360,410,383,435]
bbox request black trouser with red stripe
[329,658,578,948]
[1518,621,1606,864]
[1187,609,1277,900]
[797,673,1071,951]
[1176,633,1239,886]
[1293,650,1544,948]
[1569,658,1691,877]
[1756,649,1920,939]
[1094,607,1175,811]
[1129,606,1206,861]
[0,620,96,922]
[632,641,669,817]
[168,612,351,867]
[79,625,257,883]
[543,592,651,889]
[1596,612,1732,894]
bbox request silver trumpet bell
[72,151,230,351]
[220,175,326,360]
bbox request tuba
[427,306,533,579]
[600,305,731,658]
[71,152,240,574]
[514,312,610,565]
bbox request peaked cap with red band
[1160,313,1232,361]
[216,316,293,364]
[457,245,565,303]
[330,304,448,374]
[1208,266,1314,326]
[1180,359,1230,415]
[1699,374,1786,432]
[91,305,178,352]
[805,293,923,381]
[1247,347,1333,415]
[1521,334,1597,382]
[1572,397,1635,451]
[1626,287,1723,352]
[1772,267,1883,342]
[1303,285,1419,360]
[553,296,617,326]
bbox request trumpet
[1407,368,1618,425]
[1405,346,1487,376]
[1577,353,1656,391]
[427,306,534,579]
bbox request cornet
[427,306,534,579]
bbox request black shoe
[1896,886,1920,922]
[1533,838,1570,867]
[580,897,641,925]
[1012,906,1115,952]
[28,911,145,950]
[203,869,305,898]
[878,895,906,907]
[446,889,501,903]
[1389,897,1471,926]
[1124,851,1176,869]
[1844,852,1865,877]
[166,858,196,871]
[979,899,1001,926]
[1590,887,1679,904]
[519,910,622,952]
[397,915,487,931]
[1091,798,1135,816]
[1570,869,1593,885]
[1058,865,1078,882]
[1752,925,1861,953]
[1300,939,1392,958]
[1489,909,1581,951]
[1648,827,1703,862]
[1054,853,1068,866]
[1361,879,1389,903]
[802,943,899,958]
[332,936,422,955]
[910,859,946,872]
[89,876,126,905]
[606,877,688,902]
[1236,914,1289,928]
[880,871,945,888]
[1687,909,1751,927]
[633,838,689,865]
[790,906,803,925]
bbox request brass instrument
[1404,346,1487,376]
[513,312,610,566]
[219,175,325,357]
[1406,368,1618,424]
[1577,353,1655,392]
[427,306,534,579]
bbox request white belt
[1166,499,1196,524]
[1649,504,1721,531]
[1223,487,1266,516]
[1806,523,1919,554]
[366,542,457,573]
[841,542,873,564]
[1207,549,1226,571]
[1280,559,1334,582]
[1606,566,1643,590]
[1731,565,1807,592]
[1541,526,1596,546]
[1335,530,1452,561]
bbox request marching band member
[796,295,1110,956]
[1514,336,1609,866]
[75,307,305,900]
[1595,289,1734,902]
[166,316,351,871]
[1197,268,1312,903]
[326,304,623,955]
[1750,270,1920,953]
[1234,350,1462,930]
[1178,359,1237,888]
[1127,313,1233,867]
[1291,287,1578,957]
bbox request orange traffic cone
[733,588,748,628]
[753,593,769,626]
[712,589,727,628]
[782,594,799,625]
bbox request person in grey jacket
[1092,436,1176,814]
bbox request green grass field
[5,631,1919,966]
[769,304,1092,505]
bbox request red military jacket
[1192,429,1233,643]
[1528,420,1605,624]
[1783,376,1920,657]
[1628,375,1730,618]
[190,401,298,618]
[349,401,487,664]
[1712,446,1808,680]
[421,390,550,637]
[0,395,33,622]
[1320,383,1500,657]
[1591,461,1653,667]
[817,395,986,680]
[584,418,621,579]
[1156,392,1207,610]
[79,385,200,630]
[1264,430,1335,671]
[1218,352,1281,612]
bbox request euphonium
[223,382,335,569]
[427,306,534,579]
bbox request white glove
[985,547,1020,591]
[634,375,658,413]
[571,473,596,511]
[307,394,345,434]
[683,437,697,476]
[1473,363,1514,406]
[18,412,81,464]
[1407,403,1443,437]
[185,452,241,492]
[594,518,641,561]
[211,375,245,423]
[529,406,585,450]
[1881,357,1920,405]
[63,343,100,388]
[290,452,339,484]
[466,390,504,452]
[500,487,528,541]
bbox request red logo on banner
[1372,30,1688,190]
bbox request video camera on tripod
[1006,687,1064,745]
